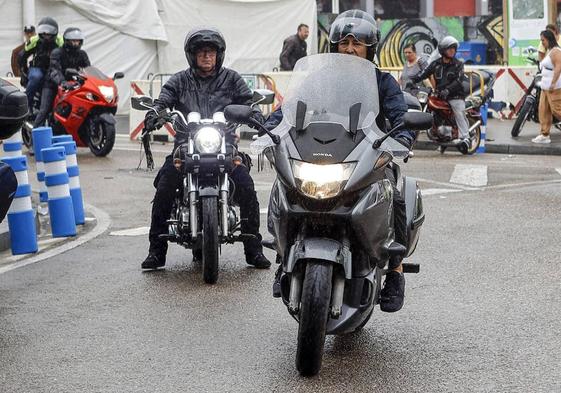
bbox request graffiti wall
[317,14,505,67]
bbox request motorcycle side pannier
[0,78,28,139]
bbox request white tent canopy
[0,0,317,113]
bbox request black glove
[394,136,412,150]
[20,74,28,88]
[438,88,450,100]
[144,113,160,132]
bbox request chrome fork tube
[220,173,229,237]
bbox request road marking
[260,208,268,215]
[414,177,480,191]
[110,226,149,236]
[0,204,111,275]
[556,168,561,177]
[422,188,463,196]
[449,164,488,187]
[484,178,561,190]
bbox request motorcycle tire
[296,260,333,376]
[511,96,534,137]
[201,196,219,284]
[22,120,33,153]
[88,119,116,157]
[463,120,481,155]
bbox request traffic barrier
[1,155,38,255]
[52,135,73,145]
[53,141,84,225]
[42,146,76,237]
[1,130,23,158]
[477,103,489,154]
[32,127,53,203]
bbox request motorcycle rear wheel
[201,196,220,284]
[464,119,481,155]
[296,260,333,376]
[88,118,115,157]
[511,96,533,137]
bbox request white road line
[556,168,561,177]
[449,164,488,187]
[260,208,268,215]
[421,188,463,196]
[0,204,111,275]
[110,226,149,236]
[413,177,480,191]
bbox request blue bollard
[477,103,489,154]
[1,155,38,255]
[52,135,73,145]
[53,141,84,225]
[2,130,23,158]
[42,146,76,237]
[32,127,53,203]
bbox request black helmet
[0,79,28,140]
[329,9,380,61]
[37,17,58,37]
[63,27,85,51]
[438,36,459,57]
[184,27,226,70]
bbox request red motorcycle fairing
[51,67,119,147]
[427,96,452,113]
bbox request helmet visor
[37,24,57,35]
[64,29,85,41]
[329,17,377,46]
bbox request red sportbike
[23,66,124,156]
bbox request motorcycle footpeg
[402,263,420,273]
[262,238,276,250]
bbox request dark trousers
[148,155,263,259]
[33,85,57,128]
[386,167,408,270]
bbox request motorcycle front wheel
[511,96,534,137]
[88,117,116,157]
[463,118,481,155]
[296,260,333,376]
[201,196,220,284]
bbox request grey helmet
[329,9,380,61]
[184,27,226,70]
[438,36,459,57]
[37,17,58,37]
[63,27,85,51]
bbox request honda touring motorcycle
[408,70,495,155]
[132,90,274,284]
[225,54,432,376]
[23,66,124,156]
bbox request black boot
[141,253,166,270]
[380,271,405,312]
[272,264,282,298]
[246,252,271,269]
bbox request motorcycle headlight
[291,160,356,200]
[98,86,115,103]
[194,126,222,154]
[416,91,428,104]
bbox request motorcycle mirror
[224,105,253,124]
[65,68,80,81]
[252,89,275,106]
[131,95,154,111]
[402,112,433,131]
[113,72,125,80]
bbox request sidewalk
[414,118,561,155]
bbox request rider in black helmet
[411,36,470,146]
[19,17,63,112]
[140,27,271,271]
[267,10,414,313]
[33,27,91,128]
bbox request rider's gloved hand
[438,88,450,100]
[394,135,412,150]
[144,113,166,132]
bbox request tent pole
[23,0,35,26]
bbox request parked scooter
[225,54,432,376]
[409,70,495,155]
[22,66,124,156]
[132,90,274,284]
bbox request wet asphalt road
[1,139,561,392]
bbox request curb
[413,140,561,156]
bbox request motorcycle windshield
[283,53,379,131]
[82,66,110,80]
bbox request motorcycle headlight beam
[194,126,222,154]
[98,86,115,103]
[291,160,356,200]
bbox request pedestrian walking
[279,24,309,71]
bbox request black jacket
[47,47,91,86]
[412,57,465,99]
[279,34,307,71]
[148,67,263,147]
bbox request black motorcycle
[132,91,273,284]
[225,54,432,376]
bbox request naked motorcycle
[225,54,432,376]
